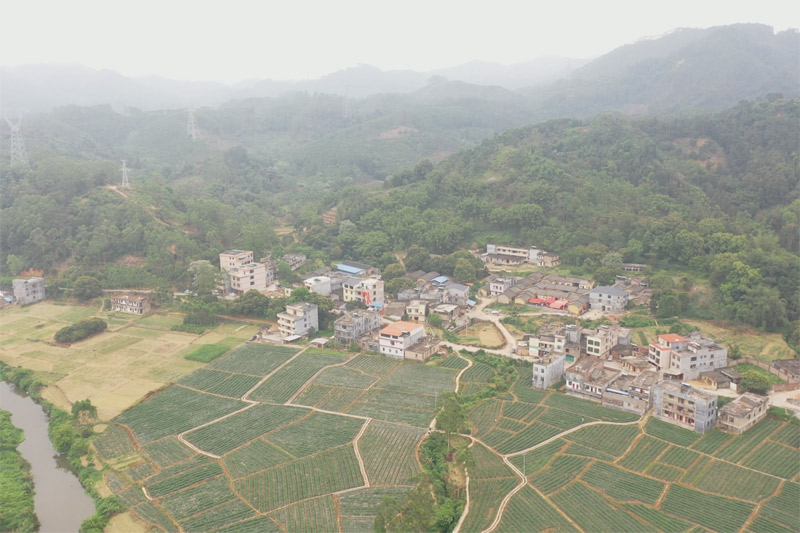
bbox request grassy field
[0,302,257,420]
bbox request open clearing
[0,302,257,419]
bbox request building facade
[220,250,270,295]
[532,355,565,389]
[589,286,629,313]
[717,393,769,434]
[648,333,728,380]
[333,310,381,344]
[277,302,319,338]
[652,381,717,433]
[379,321,424,360]
[342,278,384,306]
[13,277,45,305]
[111,294,151,314]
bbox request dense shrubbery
[0,410,38,533]
[54,318,107,343]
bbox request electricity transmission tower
[5,116,30,168]
[187,108,200,141]
[120,160,130,189]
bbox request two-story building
[532,354,566,389]
[277,302,319,338]
[111,294,151,314]
[717,393,769,434]
[565,358,620,401]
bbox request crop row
[459,477,519,533]
[263,411,364,458]
[660,484,755,532]
[147,462,223,498]
[618,436,668,472]
[768,422,800,448]
[550,481,646,532]
[209,344,299,376]
[495,421,562,454]
[580,462,664,505]
[468,441,516,480]
[346,354,401,376]
[757,481,800,531]
[235,445,363,512]
[313,366,378,389]
[623,503,694,532]
[269,495,339,533]
[144,455,213,486]
[123,461,154,481]
[178,368,233,391]
[378,363,457,395]
[468,399,502,437]
[185,403,308,456]
[93,424,136,459]
[658,445,700,469]
[543,393,638,422]
[316,386,364,412]
[691,460,780,502]
[180,498,256,532]
[293,383,332,407]
[742,441,800,479]
[461,362,495,383]
[248,352,347,403]
[712,418,782,463]
[359,421,424,485]
[437,355,469,370]
[508,439,565,476]
[206,373,262,398]
[223,438,293,479]
[159,476,238,521]
[530,455,591,494]
[501,400,542,422]
[131,501,177,531]
[363,387,436,411]
[536,406,591,430]
[141,436,195,468]
[115,386,246,444]
[347,401,433,427]
[564,424,640,458]
[497,485,578,533]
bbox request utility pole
[120,160,130,189]
[187,108,200,141]
[5,116,30,168]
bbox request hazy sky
[2,0,795,83]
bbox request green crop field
[497,485,578,533]
[359,421,424,485]
[247,351,348,403]
[208,343,299,376]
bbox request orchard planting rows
[459,374,800,533]
[95,342,799,532]
[96,344,452,531]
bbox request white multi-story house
[379,321,424,360]
[648,332,727,380]
[584,325,631,359]
[277,302,319,338]
[13,277,45,305]
[532,355,565,389]
[717,393,769,434]
[342,278,384,306]
[304,276,332,296]
[220,250,269,295]
[489,277,517,297]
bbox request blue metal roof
[337,263,365,275]
[431,275,449,284]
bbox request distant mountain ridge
[1,24,796,115]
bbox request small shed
[310,338,330,348]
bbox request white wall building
[304,276,332,296]
[379,321,424,360]
[278,302,319,338]
[220,250,270,295]
[343,278,384,306]
[13,277,45,305]
[648,332,728,380]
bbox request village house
[12,277,45,305]
[532,354,566,389]
[584,325,631,359]
[489,277,517,297]
[602,370,659,414]
[405,299,430,322]
[378,321,438,362]
[282,253,306,270]
[648,332,727,380]
[342,277,384,306]
[717,393,769,434]
[565,358,620,401]
[111,294,151,315]
[219,250,270,295]
[700,367,742,390]
[589,285,629,313]
[304,275,332,296]
[277,302,319,339]
[333,309,381,345]
[337,260,380,277]
[771,359,800,383]
[652,381,718,433]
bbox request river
[0,381,96,532]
